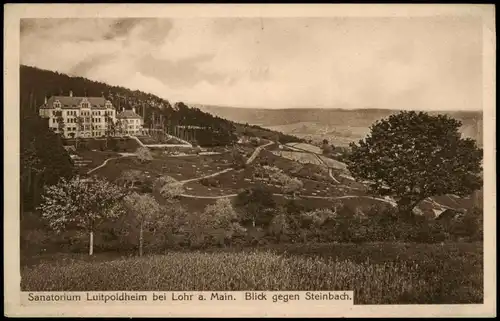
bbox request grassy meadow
[21,242,482,305]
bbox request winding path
[328,168,341,184]
[130,135,193,148]
[87,140,457,216]
[179,192,398,206]
[247,141,274,164]
[179,168,234,185]
[87,156,124,175]
[179,141,274,185]
[177,141,456,215]
[176,141,400,205]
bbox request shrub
[446,207,483,241]
[234,185,277,228]
[199,198,246,246]
[153,176,184,200]
[200,177,220,187]
[160,182,184,200]
[250,137,260,146]
[136,147,153,163]
[231,148,247,169]
[283,177,303,196]
[268,212,289,241]
[116,169,146,190]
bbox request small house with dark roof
[116,108,144,136]
[39,91,117,138]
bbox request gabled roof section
[117,109,143,119]
[44,96,113,109]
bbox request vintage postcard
[4,3,496,318]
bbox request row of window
[53,101,112,109]
[69,132,106,138]
[51,117,111,124]
[52,124,111,131]
[51,110,115,117]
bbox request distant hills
[194,104,483,147]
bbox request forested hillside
[20,65,239,146]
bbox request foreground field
[21,242,482,305]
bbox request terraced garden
[90,152,234,183]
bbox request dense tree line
[235,122,304,144]
[26,179,483,257]
[21,107,75,212]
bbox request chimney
[70,90,73,97]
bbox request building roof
[117,109,143,119]
[41,96,113,109]
[435,209,461,221]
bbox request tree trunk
[397,199,414,219]
[33,172,40,208]
[89,231,94,256]
[139,221,144,257]
[26,169,32,194]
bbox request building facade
[116,108,144,136]
[39,92,144,138]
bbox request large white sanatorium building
[38,92,144,138]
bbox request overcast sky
[20,17,483,110]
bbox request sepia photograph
[4,3,496,318]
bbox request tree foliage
[123,192,161,256]
[268,212,289,238]
[199,198,246,246]
[154,176,184,200]
[234,185,276,228]
[203,198,240,230]
[21,110,75,211]
[321,139,335,155]
[38,176,126,255]
[347,111,483,216]
[123,192,161,225]
[136,147,153,163]
[261,166,303,196]
[117,169,146,190]
[283,177,303,196]
[38,176,126,233]
[231,146,247,169]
